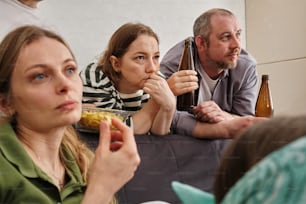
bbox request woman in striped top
[80,23,176,135]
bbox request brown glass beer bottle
[255,74,274,117]
[176,39,195,111]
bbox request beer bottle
[177,39,195,111]
[255,74,274,117]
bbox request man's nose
[231,36,241,48]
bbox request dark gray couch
[78,132,231,204]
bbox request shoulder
[226,49,258,83]
[237,49,257,68]
[160,37,192,76]
[230,49,257,77]
[80,63,107,80]
[80,62,100,73]
[80,63,114,90]
[161,38,189,62]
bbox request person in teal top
[0,25,140,204]
[172,115,306,204]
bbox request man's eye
[221,35,230,41]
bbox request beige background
[39,0,246,71]
[246,0,306,115]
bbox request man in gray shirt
[160,8,264,139]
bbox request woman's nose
[55,73,72,94]
[146,59,158,73]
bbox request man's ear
[109,55,121,72]
[195,35,208,52]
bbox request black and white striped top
[79,63,150,112]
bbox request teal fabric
[222,136,306,204]
[0,122,86,204]
[172,136,306,204]
[171,181,215,204]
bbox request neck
[117,79,139,94]
[20,135,65,190]
[198,50,223,80]
[24,141,61,167]
[16,124,65,190]
[201,63,223,80]
[16,124,64,155]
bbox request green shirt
[0,122,86,204]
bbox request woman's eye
[136,56,145,61]
[66,66,76,75]
[154,55,160,61]
[33,73,48,81]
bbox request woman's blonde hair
[0,25,119,204]
[0,25,94,181]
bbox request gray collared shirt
[160,37,258,136]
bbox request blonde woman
[0,25,140,204]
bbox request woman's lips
[56,100,78,110]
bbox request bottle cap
[262,74,269,80]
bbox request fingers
[144,78,165,92]
[144,73,167,90]
[110,141,123,152]
[111,118,136,147]
[111,117,129,132]
[167,71,198,96]
[98,121,111,148]
[97,118,133,152]
[143,75,175,105]
[173,70,198,82]
[194,102,227,123]
[195,111,224,123]
[111,131,124,142]
[175,70,197,77]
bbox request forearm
[193,121,229,139]
[193,116,263,139]
[82,184,114,204]
[132,100,158,134]
[172,111,234,139]
[224,111,240,119]
[150,106,175,135]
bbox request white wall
[39,0,246,70]
[246,0,306,115]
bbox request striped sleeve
[79,63,123,109]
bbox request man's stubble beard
[205,49,239,70]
